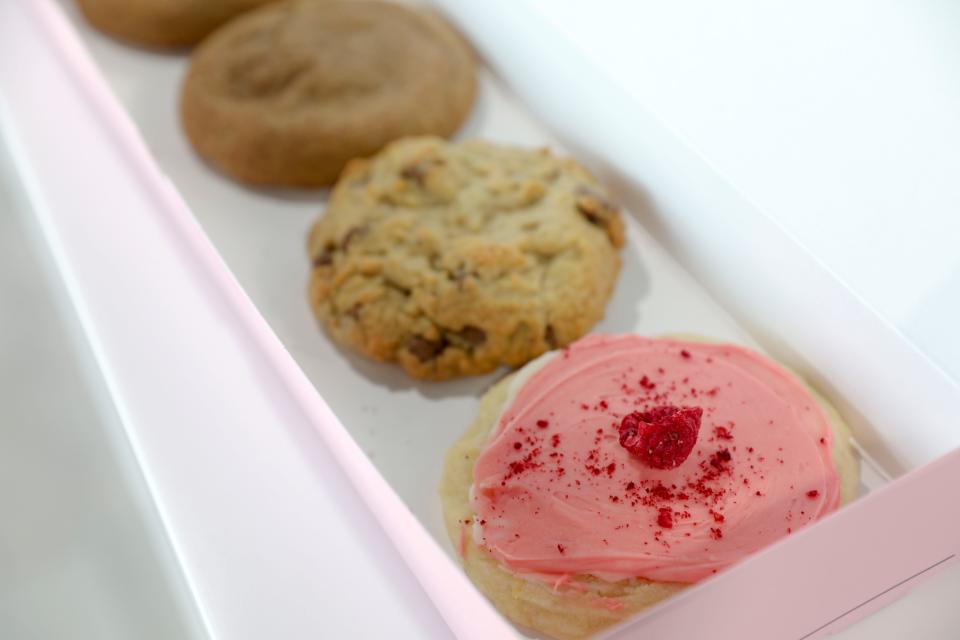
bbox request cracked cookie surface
[180,0,476,187]
[307,137,625,380]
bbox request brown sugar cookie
[75,0,276,48]
[307,137,625,380]
[180,0,476,187]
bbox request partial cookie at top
[76,0,277,47]
[307,136,625,380]
[180,0,476,187]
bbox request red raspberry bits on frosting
[469,334,842,584]
[618,405,703,469]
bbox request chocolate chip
[407,336,447,362]
[400,164,425,184]
[312,250,333,267]
[578,207,603,226]
[448,265,469,289]
[384,278,412,297]
[574,186,625,247]
[575,187,618,226]
[545,324,557,348]
[456,326,486,346]
[400,158,444,185]
[340,226,366,250]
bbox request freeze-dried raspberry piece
[618,405,703,469]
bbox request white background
[529,0,960,383]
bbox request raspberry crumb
[557,544,566,554]
[657,508,674,529]
[618,405,703,469]
[807,490,819,499]
[536,419,549,429]
[680,350,691,359]
[710,527,723,540]
[714,426,733,440]
[709,448,732,471]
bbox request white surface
[527,0,960,384]
[0,132,204,638]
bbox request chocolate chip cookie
[76,0,276,47]
[307,137,625,380]
[180,0,476,187]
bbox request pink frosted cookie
[440,334,858,639]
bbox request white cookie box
[1,1,958,638]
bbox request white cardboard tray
[2,0,959,638]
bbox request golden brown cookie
[180,0,476,187]
[440,337,859,639]
[307,137,625,380]
[76,0,276,48]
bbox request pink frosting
[471,334,841,583]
